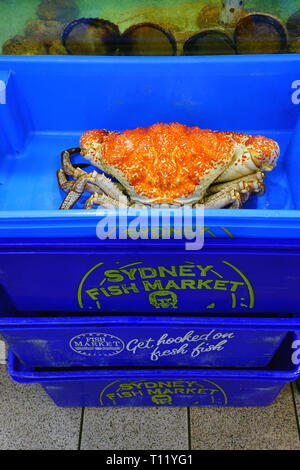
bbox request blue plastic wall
[1,316,296,368]
[1,56,300,314]
[1,238,300,315]
[42,376,287,407]
[1,56,298,134]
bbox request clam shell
[119,22,177,56]
[183,30,237,55]
[62,18,120,55]
[234,13,288,55]
[287,10,300,39]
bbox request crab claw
[80,129,114,166]
[79,129,109,150]
[215,132,280,183]
[245,135,280,170]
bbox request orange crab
[57,122,279,209]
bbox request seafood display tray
[7,332,300,407]
[1,315,299,369]
[0,55,299,238]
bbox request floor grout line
[291,382,300,443]
[77,407,85,450]
[187,407,192,450]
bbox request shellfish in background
[183,29,237,55]
[234,13,288,55]
[119,22,177,56]
[62,18,120,55]
[287,10,300,40]
[220,0,246,27]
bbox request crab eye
[230,8,235,13]
[240,1,243,4]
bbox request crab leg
[201,189,243,209]
[201,171,266,209]
[57,168,101,195]
[60,148,92,180]
[61,150,126,201]
[59,174,102,210]
[58,149,129,210]
[84,193,130,209]
[57,169,73,193]
[59,171,129,210]
[59,151,121,196]
[207,170,266,196]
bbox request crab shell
[79,122,279,204]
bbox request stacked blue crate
[1,55,300,406]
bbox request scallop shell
[119,22,177,56]
[287,10,300,39]
[62,18,120,55]
[234,13,288,55]
[183,29,237,55]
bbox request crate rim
[7,340,300,384]
[1,54,300,65]
[1,315,300,330]
[1,209,300,239]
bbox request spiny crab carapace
[57,122,280,209]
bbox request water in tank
[0,0,299,56]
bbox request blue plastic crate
[1,316,298,369]
[0,55,300,236]
[7,333,300,407]
[0,56,300,315]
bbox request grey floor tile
[0,334,7,363]
[292,379,300,430]
[190,384,300,450]
[0,363,82,450]
[1,326,299,450]
[81,407,188,450]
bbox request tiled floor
[0,340,299,450]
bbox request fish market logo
[77,260,255,312]
[69,333,124,357]
[149,290,178,309]
[99,379,227,407]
